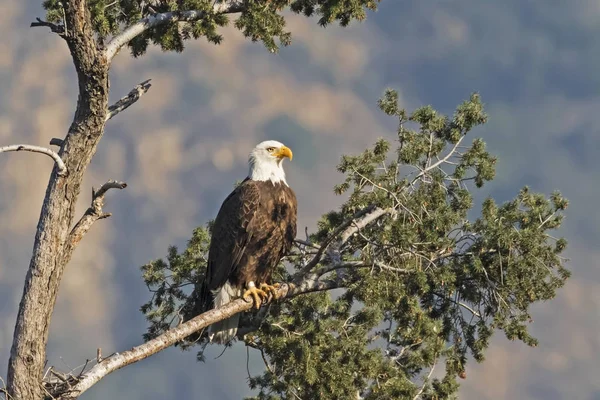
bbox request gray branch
[106,79,152,121]
[104,1,245,61]
[412,136,465,183]
[316,260,412,277]
[300,205,393,275]
[0,144,67,176]
[65,180,127,256]
[57,277,338,399]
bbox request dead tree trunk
[6,2,109,399]
[5,2,240,399]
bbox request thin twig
[0,144,67,176]
[412,136,464,183]
[270,323,304,337]
[259,347,274,375]
[412,361,437,400]
[294,239,320,249]
[317,261,411,277]
[246,346,251,382]
[78,359,90,377]
[433,292,482,318]
[538,212,556,229]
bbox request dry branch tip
[105,80,152,121]
[30,17,66,36]
[0,144,67,176]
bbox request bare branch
[49,138,64,147]
[294,239,319,249]
[65,180,127,254]
[433,292,482,318]
[412,360,437,400]
[412,136,464,183]
[105,2,245,61]
[317,260,412,277]
[106,79,152,121]
[253,342,275,374]
[300,205,392,274]
[0,144,67,176]
[30,17,66,37]
[342,207,393,244]
[58,277,339,399]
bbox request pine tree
[1,0,570,399]
[141,92,570,399]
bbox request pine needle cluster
[42,0,382,55]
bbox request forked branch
[412,136,465,183]
[65,180,127,256]
[0,144,67,176]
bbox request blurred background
[1,0,599,399]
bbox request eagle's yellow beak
[275,146,293,161]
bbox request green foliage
[42,0,381,56]
[140,226,210,342]
[141,92,570,399]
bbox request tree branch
[30,17,66,37]
[64,180,127,256]
[299,205,393,275]
[0,144,67,176]
[106,79,152,121]
[104,1,245,61]
[316,260,412,277]
[56,277,339,399]
[412,136,464,183]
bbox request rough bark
[7,2,243,398]
[6,1,109,398]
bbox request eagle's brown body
[201,177,297,343]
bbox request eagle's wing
[205,179,260,291]
[283,186,298,255]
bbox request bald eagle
[201,140,297,344]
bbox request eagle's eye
[266,147,276,152]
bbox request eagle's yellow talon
[259,283,281,301]
[243,286,269,309]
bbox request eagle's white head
[248,140,293,185]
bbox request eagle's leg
[259,282,281,301]
[243,281,269,309]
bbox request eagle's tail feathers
[208,282,241,344]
